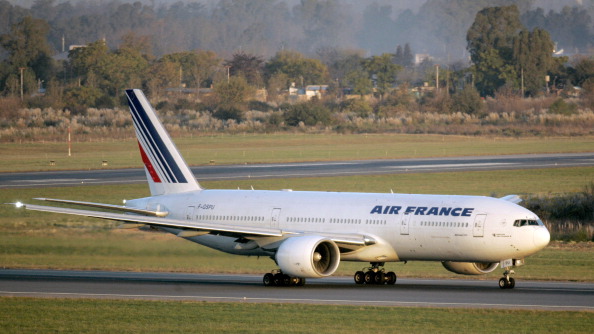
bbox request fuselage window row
[196,215,265,222]
[419,221,469,228]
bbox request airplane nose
[533,227,550,250]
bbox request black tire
[364,271,375,284]
[386,271,397,285]
[508,277,515,289]
[354,271,365,284]
[498,277,508,289]
[282,274,291,286]
[374,271,385,284]
[263,273,274,286]
[295,277,306,286]
[273,273,283,286]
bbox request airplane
[13,89,550,289]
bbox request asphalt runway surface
[0,269,592,310]
[1,152,594,189]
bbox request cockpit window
[513,219,540,227]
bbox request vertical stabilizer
[126,89,201,195]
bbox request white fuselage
[127,189,550,264]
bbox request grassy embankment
[2,133,594,172]
[0,298,592,334]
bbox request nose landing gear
[354,262,397,285]
[498,269,516,289]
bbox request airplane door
[400,212,411,235]
[271,208,281,228]
[473,214,486,237]
[185,206,195,221]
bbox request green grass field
[0,298,592,334]
[2,137,594,333]
[2,133,594,172]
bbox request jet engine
[441,261,499,275]
[275,235,340,278]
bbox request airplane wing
[13,201,375,248]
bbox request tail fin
[125,89,201,196]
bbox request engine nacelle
[441,261,499,275]
[275,235,340,278]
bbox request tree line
[2,1,594,59]
[1,3,594,129]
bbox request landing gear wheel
[281,274,291,286]
[263,273,274,287]
[364,271,375,284]
[385,271,397,285]
[263,270,306,287]
[499,277,516,289]
[354,271,365,285]
[273,273,284,286]
[295,277,306,286]
[374,271,385,284]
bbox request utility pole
[19,67,25,101]
[521,67,524,97]
[435,65,439,92]
[225,66,231,83]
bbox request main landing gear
[354,262,397,285]
[263,270,306,287]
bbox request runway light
[15,202,23,208]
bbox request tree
[68,40,109,85]
[211,76,254,121]
[161,51,221,89]
[264,50,329,87]
[0,16,54,94]
[224,52,264,87]
[512,28,554,96]
[467,5,523,96]
[345,69,372,97]
[394,44,413,67]
[363,53,401,98]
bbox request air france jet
[14,89,550,289]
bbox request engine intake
[442,261,499,275]
[276,235,340,278]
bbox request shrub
[451,86,484,115]
[213,106,244,122]
[283,102,331,126]
[549,98,577,115]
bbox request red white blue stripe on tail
[126,89,201,195]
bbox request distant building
[289,82,329,101]
[414,53,432,65]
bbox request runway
[1,152,594,188]
[0,269,592,310]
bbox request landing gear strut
[354,262,397,285]
[263,270,306,287]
